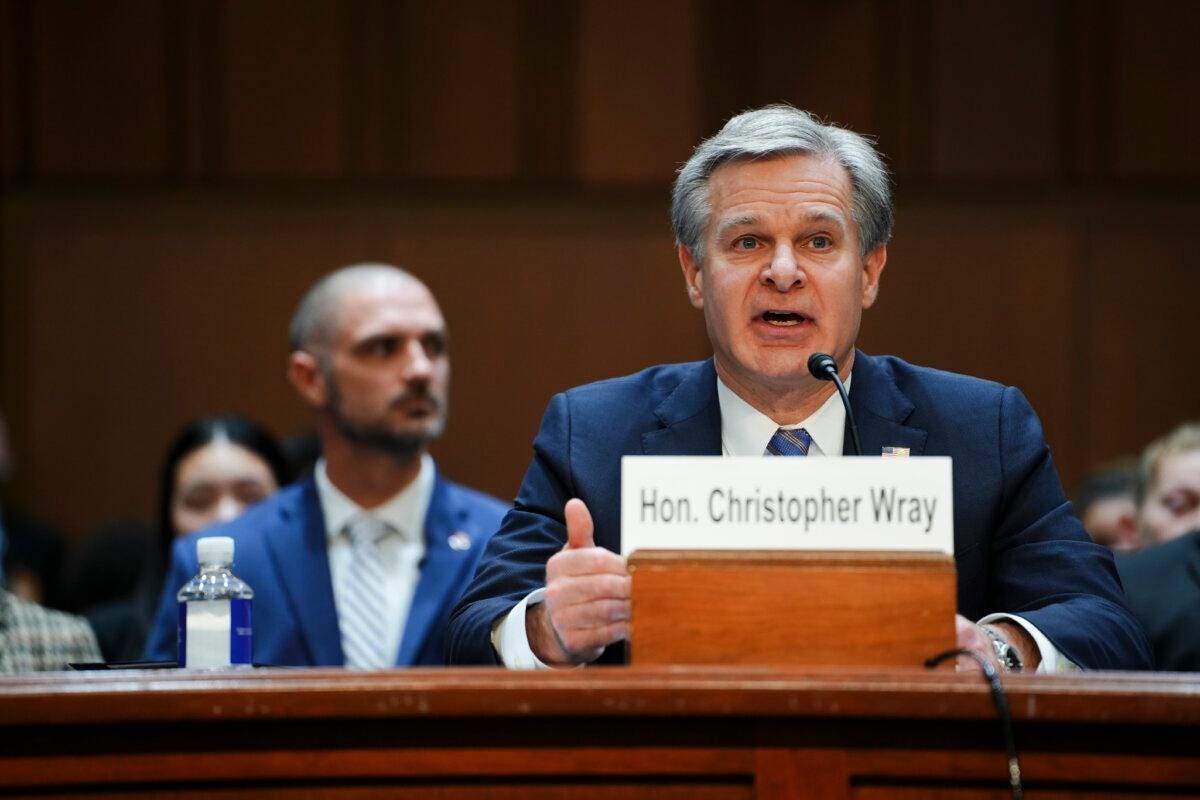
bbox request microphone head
[807,352,838,380]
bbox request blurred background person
[0,587,101,672]
[86,414,291,662]
[0,408,69,609]
[162,414,291,540]
[145,264,507,668]
[1117,527,1200,672]
[0,410,102,671]
[1116,422,1200,671]
[1134,423,1200,547]
[1073,460,1140,552]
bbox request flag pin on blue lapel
[881,446,910,458]
[447,531,471,551]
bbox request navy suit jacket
[447,353,1152,669]
[145,470,507,667]
[1116,530,1200,671]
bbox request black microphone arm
[806,352,862,457]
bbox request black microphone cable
[924,648,1023,800]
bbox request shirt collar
[716,375,849,457]
[315,453,436,543]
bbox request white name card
[620,456,954,555]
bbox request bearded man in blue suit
[447,105,1151,672]
[146,264,506,667]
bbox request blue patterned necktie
[340,514,392,669]
[766,427,813,456]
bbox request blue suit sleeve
[142,537,195,662]
[988,386,1152,669]
[446,393,575,665]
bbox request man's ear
[287,350,327,409]
[861,245,887,309]
[679,244,704,310]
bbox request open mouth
[761,311,808,327]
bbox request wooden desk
[2,667,1198,799]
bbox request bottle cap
[197,536,235,566]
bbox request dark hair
[156,414,292,555]
[1073,459,1137,519]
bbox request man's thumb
[564,498,595,549]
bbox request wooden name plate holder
[628,550,956,667]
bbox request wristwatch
[982,625,1023,672]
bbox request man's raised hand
[526,498,631,665]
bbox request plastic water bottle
[176,536,253,669]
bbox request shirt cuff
[979,612,1080,673]
[489,588,551,670]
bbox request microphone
[807,352,862,456]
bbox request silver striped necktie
[340,514,392,669]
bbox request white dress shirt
[494,374,1073,672]
[716,373,848,457]
[316,454,434,666]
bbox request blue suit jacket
[447,353,1152,669]
[145,471,507,666]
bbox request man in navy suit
[146,264,507,667]
[447,105,1151,672]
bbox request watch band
[982,625,1023,672]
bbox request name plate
[620,456,954,555]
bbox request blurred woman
[87,414,291,662]
[159,414,291,542]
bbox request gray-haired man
[447,105,1151,672]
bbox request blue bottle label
[177,602,187,665]
[230,597,252,665]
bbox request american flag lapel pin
[881,446,910,458]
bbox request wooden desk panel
[1,667,1198,799]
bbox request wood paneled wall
[2,0,1199,539]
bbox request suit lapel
[636,356,925,459]
[641,360,723,456]
[846,351,928,457]
[264,478,343,666]
[395,475,468,666]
